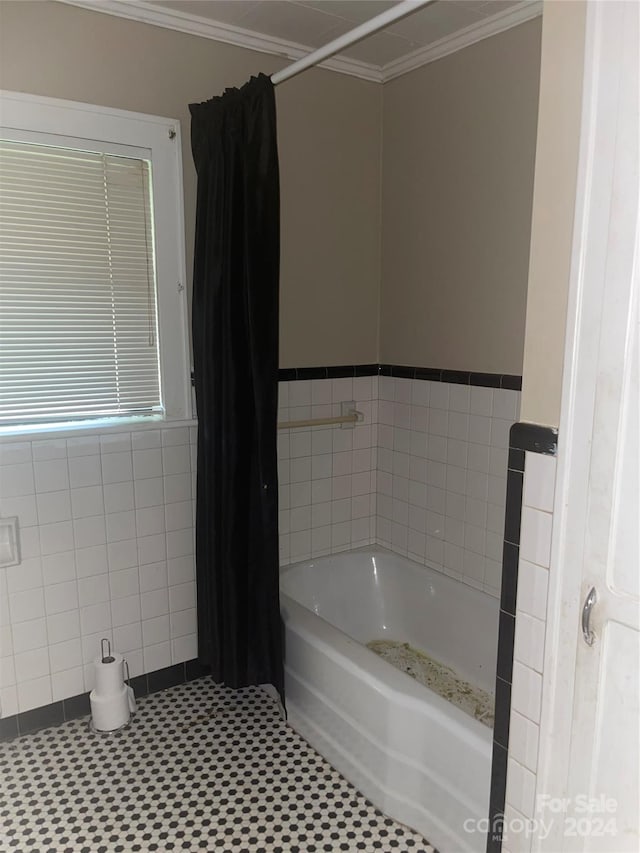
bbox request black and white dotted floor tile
[0,678,435,853]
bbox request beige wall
[0,3,550,380]
[379,19,542,374]
[520,1,587,427]
[0,0,381,368]
[277,70,381,368]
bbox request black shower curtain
[190,74,284,702]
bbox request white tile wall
[375,376,519,598]
[277,377,378,565]
[0,423,197,716]
[504,451,557,849]
[1,375,523,717]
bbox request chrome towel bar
[278,405,363,430]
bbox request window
[0,140,161,424]
[0,91,191,433]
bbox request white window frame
[0,90,192,435]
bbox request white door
[535,2,639,851]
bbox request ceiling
[63,0,542,81]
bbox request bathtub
[280,547,499,853]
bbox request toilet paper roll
[90,684,130,731]
[93,653,125,697]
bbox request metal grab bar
[277,410,363,430]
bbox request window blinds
[0,139,162,426]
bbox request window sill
[0,415,197,444]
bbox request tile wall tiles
[503,450,556,846]
[277,364,520,585]
[0,423,197,718]
[487,427,557,853]
[375,375,519,599]
[277,376,378,566]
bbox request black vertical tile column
[487,434,525,853]
[486,423,557,853]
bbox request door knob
[582,586,597,646]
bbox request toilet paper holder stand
[89,640,137,734]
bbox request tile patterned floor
[0,677,435,852]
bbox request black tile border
[62,691,91,720]
[380,365,522,390]
[500,542,520,617]
[501,375,523,391]
[493,678,512,751]
[470,372,502,388]
[326,365,355,378]
[487,742,508,853]
[503,469,524,546]
[508,448,525,473]
[185,658,211,681]
[487,421,558,852]
[278,364,374,381]
[510,422,558,456]
[147,662,186,694]
[386,364,415,379]
[296,366,327,380]
[0,658,209,741]
[277,363,522,389]
[277,367,297,381]
[355,363,379,376]
[0,715,18,740]
[442,369,469,385]
[197,363,522,387]
[496,612,516,684]
[414,367,442,381]
[18,701,64,735]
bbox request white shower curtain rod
[271,0,437,85]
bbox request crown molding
[57,0,384,82]
[380,0,543,82]
[57,0,543,85]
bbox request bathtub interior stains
[366,639,495,728]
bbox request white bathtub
[280,547,499,853]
